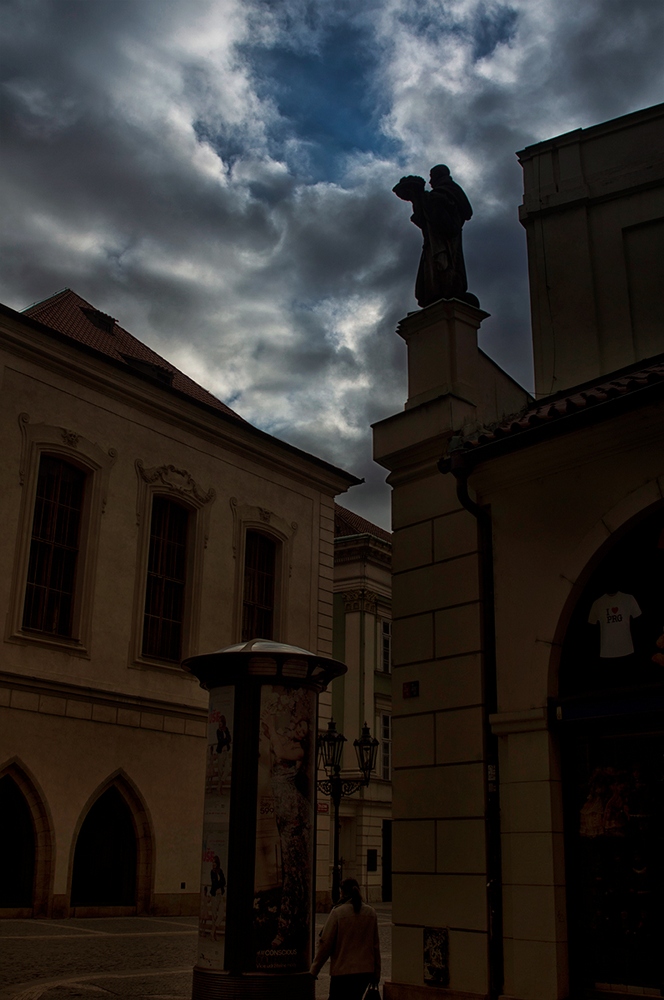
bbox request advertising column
[182,639,346,1000]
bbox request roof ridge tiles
[451,354,664,457]
[21,287,244,422]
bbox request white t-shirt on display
[588,592,642,658]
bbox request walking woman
[310,877,381,999]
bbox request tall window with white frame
[242,531,276,641]
[381,619,392,673]
[381,713,392,781]
[142,496,189,662]
[23,455,86,638]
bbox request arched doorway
[556,505,664,992]
[0,761,53,915]
[0,774,35,908]
[71,786,137,908]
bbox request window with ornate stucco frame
[131,460,215,670]
[6,413,117,656]
[229,497,297,643]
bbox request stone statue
[393,165,478,309]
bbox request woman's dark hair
[340,877,362,913]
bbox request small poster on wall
[423,926,449,987]
[196,687,234,971]
[252,684,316,972]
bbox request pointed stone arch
[0,757,54,916]
[68,769,154,915]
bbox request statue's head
[430,164,451,188]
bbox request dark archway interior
[560,507,664,697]
[559,507,664,989]
[0,775,35,907]
[71,785,137,906]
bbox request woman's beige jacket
[310,901,381,978]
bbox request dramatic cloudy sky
[1,0,663,526]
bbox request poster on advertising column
[196,686,234,971]
[253,684,316,972]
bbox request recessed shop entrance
[556,506,664,993]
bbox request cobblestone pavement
[0,906,392,1000]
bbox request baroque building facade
[374,103,664,1000]
[320,504,393,906]
[0,288,358,919]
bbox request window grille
[381,713,392,781]
[242,531,276,641]
[23,456,85,636]
[381,620,392,673]
[142,496,189,661]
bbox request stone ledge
[1,680,205,736]
[385,983,487,1000]
[489,707,548,736]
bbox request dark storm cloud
[1,0,663,528]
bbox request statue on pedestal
[393,165,478,309]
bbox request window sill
[130,655,193,676]
[5,630,90,658]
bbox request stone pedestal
[182,639,346,1000]
[397,298,489,411]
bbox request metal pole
[331,767,342,904]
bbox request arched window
[0,775,35,907]
[242,531,277,641]
[22,456,86,637]
[142,496,190,661]
[71,786,137,907]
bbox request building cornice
[334,534,391,570]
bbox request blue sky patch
[240,24,399,181]
[472,5,518,60]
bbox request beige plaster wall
[473,405,664,1000]
[0,691,206,915]
[518,102,664,395]
[1,312,354,917]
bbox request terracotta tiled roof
[334,503,391,542]
[450,354,664,460]
[22,288,244,422]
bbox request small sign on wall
[403,680,419,699]
[317,802,329,813]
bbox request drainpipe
[442,450,504,1000]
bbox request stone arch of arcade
[547,481,664,694]
[68,769,154,916]
[548,494,664,993]
[0,758,54,916]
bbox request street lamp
[317,720,379,903]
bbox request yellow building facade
[328,504,392,906]
[0,289,358,919]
